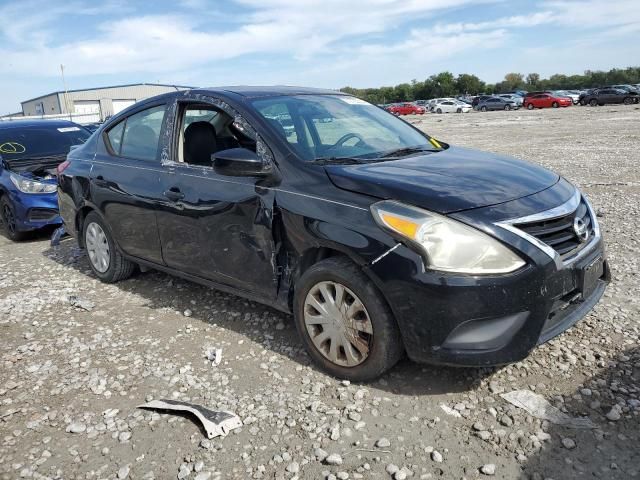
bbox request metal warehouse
[20,83,191,122]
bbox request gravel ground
[1,105,638,480]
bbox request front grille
[514,197,593,259]
[28,208,58,222]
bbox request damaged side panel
[155,91,280,299]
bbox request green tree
[525,73,540,88]
[455,74,485,95]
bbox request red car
[386,103,426,115]
[524,94,572,109]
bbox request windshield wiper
[378,146,440,158]
[311,157,365,165]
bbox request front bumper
[10,191,61,232]
[366,238,609,367]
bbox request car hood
[325,146,559,213]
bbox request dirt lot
[1,105,638,480]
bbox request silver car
[476,96,519,111]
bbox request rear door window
[107,105,166,161]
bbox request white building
[20,83,192,123]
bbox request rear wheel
[552,101,559,108]
[0,197,27,241]
[589,99,598,106]
[83,211,135,283]
[436,108,442,114]
[527,103,534,110]
[294,257,404,381]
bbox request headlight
[371,200,525,274]
[10,174,57,194]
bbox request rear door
[156,97,278,298]
[91,102,168,264]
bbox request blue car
[0,119,90,240]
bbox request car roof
[0,119,81,130]
[198,85,344,98]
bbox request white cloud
[0,0,501,76]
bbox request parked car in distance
[579,88,637,106]
[386,103,426,115]
[524,93,572,109]
[58,86,609,380]
[0,120,90,240]
[498,94,523,106]
[553,90,580,104]
[433,100,471,113]
[610,85,639,102]
[471,95,492,109]
[476,96,519,111]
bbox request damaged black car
[57,87,610,380]
[0,120,90,241]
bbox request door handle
[94,176,108,187]
[163,188,185,202]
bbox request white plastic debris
[138,399,242,439]
[500,390,595,429]
[439,404,462,418]
[204,347,222,366]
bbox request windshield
[0,124,90,161]
[251,95,440,162]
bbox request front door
[155,98,279,298]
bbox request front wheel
[480,106,487,112]
[504,104,511,111]
[589,99,598,106]
[436,108,442,114]
[623,97,633,105]
[552,102,559,108]
[456,108,462,113]
[293,257,404,381]
[83,211,135,283]
[527,103,534,110]
[0,197,27,241]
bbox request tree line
[340,67,640,104]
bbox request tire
[504,104,511,111]
[436,108,442,114]
[589,99,598,107]
[527,103,534,110]
[456,108,462,113]
[480,106,487,112]
[580,99,586,106]
[0,197,27,241]
[82,211,135,283]
[623,97,633,105]
[293,256,404,381]
[552,102,559,108]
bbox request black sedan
[57,87,609,380]
[579,88,636,106]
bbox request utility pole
[60,64,72,121]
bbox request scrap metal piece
[50,225,67,246]
[68,295,95,311]
[138,399,242,439]
[501,390,595,429]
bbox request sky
[0,0,639,114]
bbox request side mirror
[212,148,269,177]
